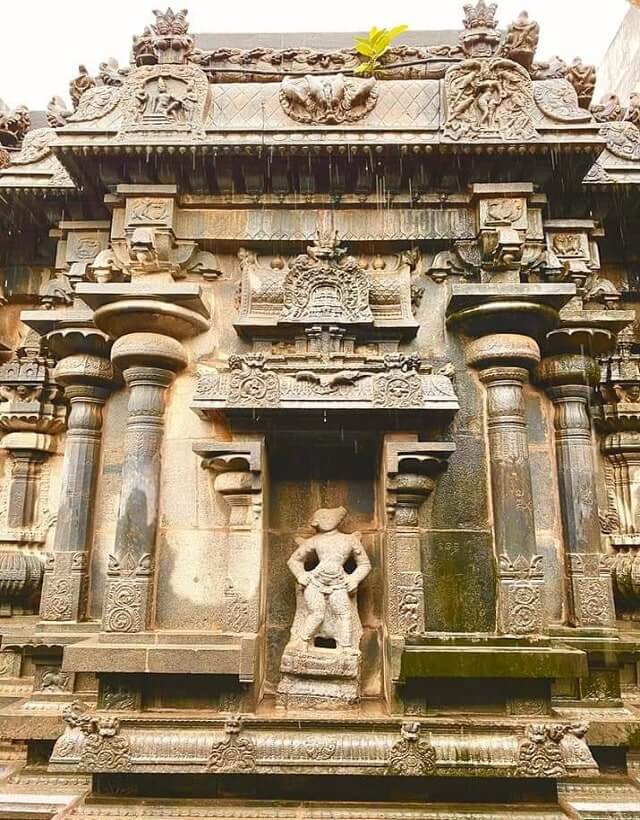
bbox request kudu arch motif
[0,0,638,815]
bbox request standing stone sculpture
[277,507,371,709]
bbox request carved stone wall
[0,2,639,817]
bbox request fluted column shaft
[480,366,538,561]
[41,355,113,623]
[467,334,546,636]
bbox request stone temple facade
[0,2,639,817]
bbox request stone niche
[266,433,382,709]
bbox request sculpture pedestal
[277,645,361,710]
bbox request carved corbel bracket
[48,221,112,292]
[544,220,621,309]
[105,187,221,281]
[472,184,538,281]
[385,441,456,526]
[194,440,263,527]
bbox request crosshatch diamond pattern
[209,81,440,131]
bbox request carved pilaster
[4,442,48,530]
[0,334,65,615]
[40,354,114,623]
[384,440,454,684]
[102,333,186,634]
[537,353,616,630]
[194,441,264,635]
[467,334,546,635]
[597,332,640,616]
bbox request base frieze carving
[50,707,598,778]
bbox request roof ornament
[0,100,30,149]
[69,65,96,109]
[47,96,73,128]
[150,8,194,64]
[565,58,597,110]
[501,10,539,69]
[460,1,501,57]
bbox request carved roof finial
[151,8,190,36]
[0,100,31,149]
[463,0,498,30]
[460,0,501,57]
[307,229,347,262]
[149,7,193,63]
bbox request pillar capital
[111,332,187,374]
[466,333,540,373]
[54,353,115,392]
[446,283,575,341]
[536,353,600,391]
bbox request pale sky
[0,0,629,110]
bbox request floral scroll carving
[516,724,567,777]
[208,716,256,772]
[81,717,132,773]
[387,722,436,776]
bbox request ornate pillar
[447,284,577,636]
[40,353,114,623]
[102,333,186,634]
[466,333,546,635]
[537,353,616,631]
